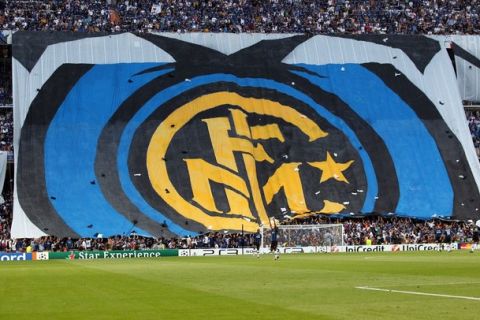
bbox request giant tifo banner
[11,32,480,238]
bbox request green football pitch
[1,251,479,320]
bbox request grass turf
[1,251,479,320]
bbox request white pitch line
[355,286,480,301]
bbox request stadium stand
[1,1,480,253]
[1,216,479,252]
[0,0,479,34]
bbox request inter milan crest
[138,90,360,232]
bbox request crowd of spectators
[0,229,258,252]
[287,214,479,245]
[1,0,480,34]
[1,215,478,253]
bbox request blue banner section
[291,64,453,217]
[44,63,172,237]
[0,252,32,261]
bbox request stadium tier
[10,32,480,238]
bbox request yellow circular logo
[147,91,355,232]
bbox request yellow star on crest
[308,152,354,183]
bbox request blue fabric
[45,63,173,237]
[291,64,452,217]
[45,62,450,237]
